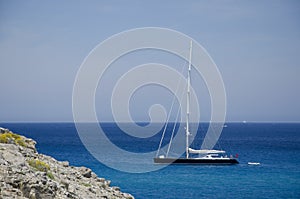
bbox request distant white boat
[248,162,260,165]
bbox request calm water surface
[1,123,299,199]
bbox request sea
[1,122,299,199]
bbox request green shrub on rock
[0,132,14,143]
[28,159,55,179]
[47,172,55,180]
[28,159,50,172]
[0,132,26,146]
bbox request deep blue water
[1,122,300,198]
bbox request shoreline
[0,127,134,199]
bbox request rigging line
[166,80,187,156]
[166,60,188,156]
[156,60,188,157]
[166,106,180,156]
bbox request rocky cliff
[0,127,134,199]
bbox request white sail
[188,148,225,154]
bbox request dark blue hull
[154,157,239,164]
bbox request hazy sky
[1,0,300,122]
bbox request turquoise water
[1,123,300,198]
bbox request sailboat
[154,41,239,165]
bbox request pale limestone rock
[0,127,134,199]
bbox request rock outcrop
[0,127,134,199]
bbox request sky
[0,0,300,122]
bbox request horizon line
[1,120,300,123]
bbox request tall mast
[186,40,192,159]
